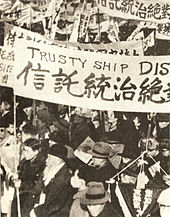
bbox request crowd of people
[0,86,170,217]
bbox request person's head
[18,97,33,120]
[156,113,170,129]
[90,141,111,168]
[138,137,159,157]
[0,100,11,112]
[80,182,110,217]
[0,95,13,114]
[157,188,170,217]
[23,138,40,160]
[160,139,170,157]
[0,120,8,143]
[21,122,39,142]
[46,144,68,166]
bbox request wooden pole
[14,94,21,217]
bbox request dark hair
[22,122,38,136]
[24,138,41,151]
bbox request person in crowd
[69,165,88,217]
[49,118,69,146]
[159,139,170,175]
[120,112,143,158]
[0,94,13,118]
[21,122,39,143]
[11,138,47,217]
[80,181,123,217]
[0,119,20,217]
[29,145,74,217]
[71,108,98,150]
[0,118,9,146]
[155,113,170,142]
[103,111,124,143]
[17,97,33,122]
[35,109,53,139]
[157,187,170,217]
[86,141,117,183]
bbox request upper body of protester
[69,165,88,217]
[85,141,117,184]
[29,144,74,217]
[11,138,47,217]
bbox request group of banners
[1,22,170,112]
[1,0,170,42]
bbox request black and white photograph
[0,0,170,217]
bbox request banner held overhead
[97,0,170,23]
[13,40,170,112]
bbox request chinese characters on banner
[97,0,170,23]
[13,40,170,112]
[0,46,14,87]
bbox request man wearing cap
[157,188,170,217]
[86,141,117,183]
[80,182,122,217]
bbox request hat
[49,144,68,160]
[138,138,159,151]
[157,188,170,206]
[92,141,111,158]
[80,182,110,205]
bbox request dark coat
[11,152,46,217]
[34,164,74,217]
[83,162,117,184]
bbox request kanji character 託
[52,68,83,97]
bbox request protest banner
[97,0,170,23]
[13,40,170,112]
[90,40,143,55]
[4,23,144,56]
[0,46,14,88]
[4,23,53,47]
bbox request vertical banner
[0,46,14,87]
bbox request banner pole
[13,94,21,217]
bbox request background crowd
[0,86,170,217]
